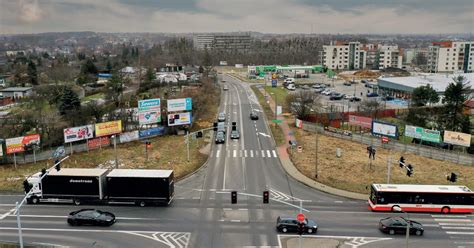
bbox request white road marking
[244,150,247,157]
[0,208,16,220]
[432,215,468,218]
[230,220,241,222]
[250,150,254,157]
[261,150,265,157]
[422,224,440,227]
[442,226,474,230]
[216,150,220,158]
[267,150,271,158]
[446,231,474,235]
[435,219,472,222]
[239,150,243,157]
[233,150,237,158]
[334,201,344,203]
[439,223,474,226]
[258,132,271,138]
[272,150,277,157]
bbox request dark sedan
[276,216,318,234]
[68,209,116,226]
[250,111,259,120]
[379,217,424,236]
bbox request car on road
[301,85,310,90]
[329,93,344,100]
[343,81,352,86]
[349,96,362,102]
[321,89,333,95]
[230,129,240,139]
[215,131,225,144]
[276,216,318,234]
[314,87,325,93]
[367,92,379,97]
[218,112,226,122]
[379,217,424,236]
[250,111,259,120]
[312,83,325,89]
[223,85,229,91]
[67,209,116,226]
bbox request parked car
[343,81,352,86]
[218,112,226,122]
[312,83,325,89]
[223,86,229,91]
[250,111,259,120]
[349,96,362,102]
[276,216,318,234]
[68,209,116,226]
[367,92,379,97]
[286,83,296,91]
[379,217,424,236]
[329,93,344,100]
[321,89,333,95]
[314,88,325,93]
[301,85,310,90]
[230,129,240,139]
[344,94,353,100]
[215,131,225,144]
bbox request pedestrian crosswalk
[432,214,474,247]
[213,149,278,158]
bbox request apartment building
[193,34,251,51]
[427,41,474,73]
[322,41,365,70]
[378,45,403,70]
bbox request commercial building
[323,41,365,70]
[427,41,474,73]
[193,34,251,51]
[0,87,33,99]
[377,73,474,99]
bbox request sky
[0,0,473,34]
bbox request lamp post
[393,206,410,248]
[112,135,118,168]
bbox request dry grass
[290,123,474,194]
[0,135,208,192]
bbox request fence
[301,121,474,166]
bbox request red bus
[368,184,474,213]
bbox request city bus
[368,184,474,213]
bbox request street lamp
[392,206,410,248]
[111,135,118,168]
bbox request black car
[276,216,318,234]
[215,131,225,144]
[329,93,344,100]
[250,111,259,120]
[349,96,362,102]
[67,209,116,226]
[379,217,424,236]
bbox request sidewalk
[259,87,366,200]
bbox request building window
[447,49,450,51]
[453,49,456,51]
[446,63,449,65]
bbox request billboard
[138,98,161,125]
[139,127,165,138]
[168,112,192,126]
[63,125,94,143]
[167,98,192,112]
[348,115,372,129]
[95,120,122,137]
[405,125,441,143]
[120,131,139,143]
[87,137,110,150]
[372,121,398,138]
[0,145,3,157]
[6,134,41,154]
[443,131,472,147]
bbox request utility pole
[314,126,319,178]
[113,135,118,168]
[387,157,391,184]
[186,131,190,162]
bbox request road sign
[271,79,277,87]
[381,136,389,143]
[297,213,305,222]
[272,119,282,124]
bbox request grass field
[288,120,474,194]
[263,86,288,112]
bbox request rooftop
[378,73,473,93]
[0,87,33,92]
[48,168,109,177]
[373,184,472,193]
[106,169,173,178]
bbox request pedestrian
[371,148,376,160]
[360,92,363,96]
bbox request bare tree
[359,99,383,118]
[286,90,321,120]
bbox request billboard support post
[33,148,36,164]
[186,131,190,162]
[70,142,73,155]
[13,153,17,169]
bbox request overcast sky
[1,0,473,34]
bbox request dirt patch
[290,123,474,194]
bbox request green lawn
[263,86,288,112]
[81,93,105,103]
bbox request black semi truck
[25,168,174,206]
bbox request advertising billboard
[168,112,192,126]
[405,125,422,139]
[63,125,94,143]
[138,98,161,125]
[0,145,3,157]
[87,137,110,150]
[95,120,122,137]
[348,115,372,129]
[443,131,472,147]
[6,134,41,154]
[119,131,139,143]
[405,125,441,143]
[167,98,192,112]
[372,121,398,138]
[139,127,165,138]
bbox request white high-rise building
[378,45,402,70]
[427,41,474,73]
[322,41,365,70]
[193,34,251,51]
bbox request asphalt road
[0,74,472,248]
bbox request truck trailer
[25,168,174,206]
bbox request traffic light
[231,191,237,204]
[146,141,151,149]
[297,222,305,235]
[406,164,413,177]
[447,172,457,182]
[23,180,31,193]
[263,191,269,204]
[40,168,46,177]
[232,122,237,131]
[399,156,405,168]
[54,159,61,171]
[213,122,218,131]
[197,131,203,138]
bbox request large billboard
[443,131,472,147]
[168,112,192,126]
[119,131,139,143]
[405,125,441,143]
[348,115,372,129]
[167,98,192,112]
[87,137,110,150]
[63,125,94,143]
[138,98,161,125]
[372,121,398,138]
[6,134,41,154]
[95,120,122,137]
[139,127,165,138]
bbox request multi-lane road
[0,74,472,248]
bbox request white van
[286,83,296,91]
